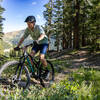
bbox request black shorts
[32,44,48,54]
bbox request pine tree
[43,0,54,50]
[43,0,100,51]
[88,0,100,50]
[62,0,74,49]
[53,0,63,51]
[0,0,5,39]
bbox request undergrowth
[0,67,100,100]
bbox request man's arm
[37,34,45,42]
[17,36,25,47]
[17,28,29,47]
[37,25,46,42]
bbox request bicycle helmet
[25,16,36,22]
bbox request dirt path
[70,51,100,70]
[50,49,100,83]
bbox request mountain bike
[0,42,54,89]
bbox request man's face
[27,22,35,29]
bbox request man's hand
[33,40,39,46]
[14,46,20,51]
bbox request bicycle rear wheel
[0,60,30,89]
[39,60,54,87]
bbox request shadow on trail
[0,78,36,88]
[70,52,100,69]
[0,77,50,90]
[0,78,16,89]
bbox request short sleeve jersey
[23,25,48,44]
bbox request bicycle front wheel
[0,60,30,89]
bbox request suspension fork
[14,56,24,75]
[17,57,25,80]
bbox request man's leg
[39,44,48,67]
[29,50,36,65]
[40,54,47,67]
[30,50,36,57]
[30,44,38,65]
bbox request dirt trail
[51,49,100,83]
[70,50,100,68]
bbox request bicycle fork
[12,62,24,84]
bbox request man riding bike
[14,15,49,67]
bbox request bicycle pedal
[42,71,50,81]
[29,73,32,77]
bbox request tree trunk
[69,31,72,48]
[73,0,80,49]
[57,37,60,52]
[62,37,66,49]
[48,34,50,51]
[82,34,86,46]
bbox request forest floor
[48,47,100,83]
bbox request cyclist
[14,15,49,67]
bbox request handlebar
[14,41,38,51]
[14,43,33,51]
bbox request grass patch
[0,67,100,100]
[72,67,100,100]
[52,59,71,73]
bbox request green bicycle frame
[26,56,34,73]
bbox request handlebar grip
[14,47,20,51]
[14,43,34,51]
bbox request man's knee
[40,55,45,62]
[40,54,45,60]
[30,50,35,57]
[40,56,45,62]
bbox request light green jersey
[23,25,48,44]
